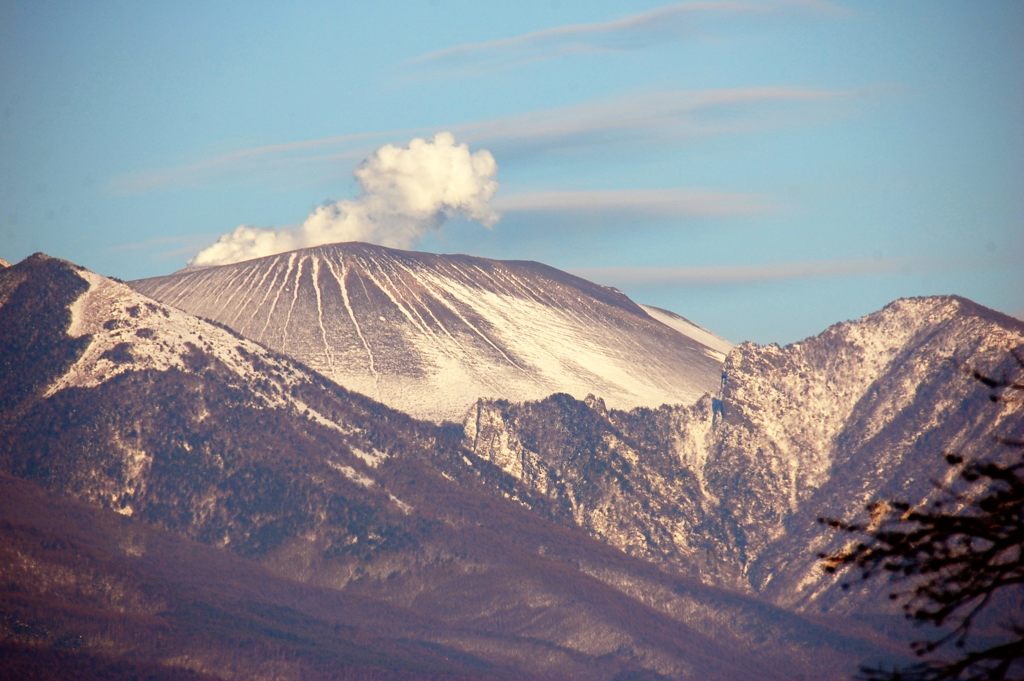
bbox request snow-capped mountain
[6,247,1020,679]
[463,296,1024,602]
[1,253,882,680]
[131,242,727,421]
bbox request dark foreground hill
[0,254,883,680]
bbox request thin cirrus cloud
[109,85,853,195]
[409,0,848,69]
[457,86,855,153]
[106,234,221,261]
[111,131,391,194]
[570,258,907,285]
[570,253,1019,287]
[495,188,773,218]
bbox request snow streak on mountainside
[464,296,1024,603]
[131,242,727,421]
[640,304,733,362]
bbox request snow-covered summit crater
[132,241,730,421]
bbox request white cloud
[189,132,499,267]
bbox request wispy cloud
[458,86,853,153]
[410,0,847,69]
[106,234,218,261]
[571,252,1024,286]
[110,132,388,194]
[110,85,853,195]
[570,258,906,285]
[496,188,773,218]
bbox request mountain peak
[880,294,1024,331]
[132,241,728,421]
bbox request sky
[2,1,1022,344]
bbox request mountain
[462,295,1024,605]
[130,242,727,422]
[0,254,884,680]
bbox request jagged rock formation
[131,242,727,421]
[0,254,881,680]
[463,296,1024,604]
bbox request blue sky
[2,1,1021,343]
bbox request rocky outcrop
[463,296,1024,603]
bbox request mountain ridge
[462,291,1024,600]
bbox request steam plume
[190,132,499,267]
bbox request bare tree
[820,350,1024,681]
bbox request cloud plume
[189,132,499,267]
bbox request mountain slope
[0,254,880,680]
[131,242,727,421]
[0,473,529,681]
[463,296,1024,602]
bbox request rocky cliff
[463,296,1024,604]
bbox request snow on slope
[133,242,725,421]
[716,296,1023,508]
[640,305,733,362]
[46,268,355,435]
[463,295,1024,597]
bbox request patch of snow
[388,493,413,514]
[292,399,355,436]
[47,271,289,407]
[351,447,388,468]
[43,270,359,439]
[326,461,375,489]
[640,304,733,362]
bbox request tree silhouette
[819,349,1024,681]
